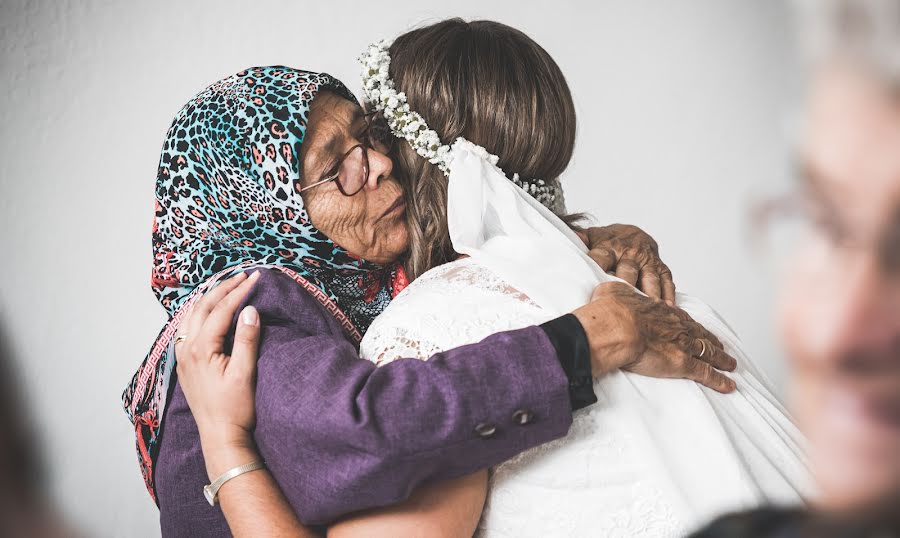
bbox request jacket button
[474,422,497,438]
[512,409,534,425]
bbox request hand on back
[574,281,737,393]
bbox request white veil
[446,140,814,526]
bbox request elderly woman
[122,66,729,537]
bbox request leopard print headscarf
[123,66,407,502]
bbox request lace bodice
[361,257,550,366]
[359,257,685,536]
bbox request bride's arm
[327,471,488,538]
[203,444,319,538]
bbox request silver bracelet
[203,460,266,507]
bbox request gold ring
[698,339,707,358]
[175,334,188,344]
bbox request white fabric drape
[446,140,815,527]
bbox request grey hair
[794,0,900,87]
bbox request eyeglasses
[299,112,395,196]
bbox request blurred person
[691,0,900,535]
[0,324,76,537]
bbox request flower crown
[358,39,560,208]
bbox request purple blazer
[156,269,574,535]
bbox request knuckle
[607,281,632,293]
[213,298,236,315]
[619,254,637,266]
[234,331,256,344]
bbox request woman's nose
[365,147,394,190]
[819,255,900,365]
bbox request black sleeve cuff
[539,314,598,411]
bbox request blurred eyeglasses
[750,188,900,274]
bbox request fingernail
[241,306,259,326]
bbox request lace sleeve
[362,324,445,367]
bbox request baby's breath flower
[358,39,560,206]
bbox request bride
[178,19,813,537]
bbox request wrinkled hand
[580,224,676,305]
[573,281,737,393]
[174,271,262,474]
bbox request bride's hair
[387,18,580,280]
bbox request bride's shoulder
[393,257,486,298]
[399,257,534,301]
[417,256,484,281]
[360,257,548,364]
[374,256,542,326]
[359,259,479,364]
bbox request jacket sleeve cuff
[540,314,598,411]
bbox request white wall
[0,1,799,536]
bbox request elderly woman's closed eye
[298,92,408,265]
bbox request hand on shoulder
[573,281,737,393]
[174,271,264,480]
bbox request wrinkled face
[299,91,408,264]
[780,66,900,510]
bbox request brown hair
[388,19,580,279]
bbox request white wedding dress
[358,141,815,537]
